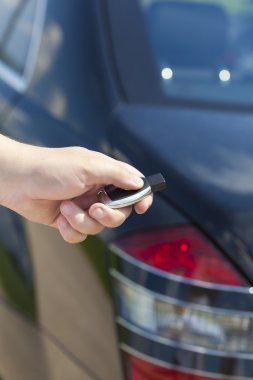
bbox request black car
[1,0,253,379]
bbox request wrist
[0,135,30,207]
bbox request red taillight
[111,226,251,380]
[126,355,222,380]
[116,226,246,286]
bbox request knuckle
[59,222,87,244]
[68,212,89,234]
[73,214,86,232]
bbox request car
[1,0,253,379]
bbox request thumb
[88,152,144,190]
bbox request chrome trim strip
[118,317,253,360]
[0,0,47,92]
[110,268,253,316]
[110,243,251,293]
[121,343,252,380]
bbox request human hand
[0,136,152,243]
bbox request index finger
[87,152,144,190]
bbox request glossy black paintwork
[109,105,253,282]
[0,1,113,327]
[107,0,253,283]
[0,0,253,379]
[29,0,112,137]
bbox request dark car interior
[145,2,229,70]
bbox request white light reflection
[219,69,231,82]
[161,67,173,80]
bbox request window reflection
[141,0,253,106]
[0,0,37,75]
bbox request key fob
[97,173,166,208]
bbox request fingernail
[61,203,73,216]
[132,177,143,187]
[92,208,104,219]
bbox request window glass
[140,0,253,106]
[0,0,37,75]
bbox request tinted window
[0,0,37,75]
[141,0,253,106]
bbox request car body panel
[0,302,94,380]
[0,0,124,379]
[25,221,123,380]
[1,0,253,379]
[109,104,253,282]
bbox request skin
[0,135,152,243]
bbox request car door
[0,1,124,379]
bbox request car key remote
[97,173,166,208]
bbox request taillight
[115,226,246,286]
[125,354,221,380]
[109,226,253,380]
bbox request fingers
[57,192,152,244]
[60,201,104,235]
[57,201,132,243]
[88,152,144,190]
[134,194,153,214]
[88,203,132,228]
[57,215,88,244]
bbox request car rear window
[141,0,253,106]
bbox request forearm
[0,135,30,207]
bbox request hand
[0,136,152,243]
